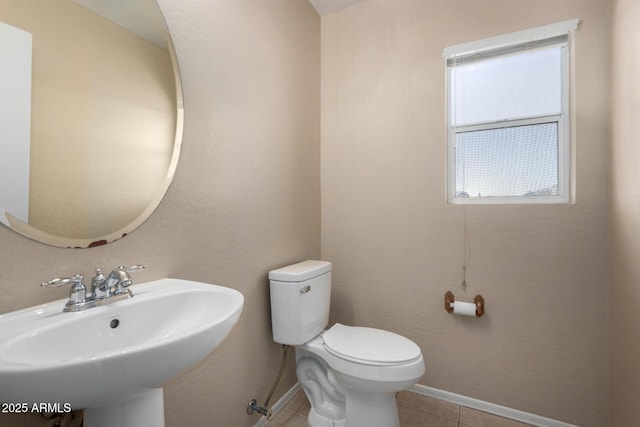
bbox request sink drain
[109,319,120,329]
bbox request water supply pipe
[247,344,289,418]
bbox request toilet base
[343,389,399,427]
[308,407,346,427]
[305,389,399,427]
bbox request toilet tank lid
[269,260,332,282]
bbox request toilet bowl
[296,324,425,427]
[269,261,425,427]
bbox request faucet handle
[108,265,146,296]
[41,274,95,312]
[112,265,146,281]
[122,265,147,272]
[41,274,84,288]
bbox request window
[444,20,578,204]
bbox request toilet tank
[269,260,332,345]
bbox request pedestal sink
[0,278,244,427]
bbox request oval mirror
[0,0,182,248]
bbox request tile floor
[267,389,537,427]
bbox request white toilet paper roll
[451,301,477,316]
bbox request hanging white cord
[461,207,470,290]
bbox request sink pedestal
[84,388,164,427]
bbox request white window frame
[444,20,578,205]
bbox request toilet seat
[299,325,425,391]
[323,323,422,366]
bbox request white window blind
[444,20,578,204]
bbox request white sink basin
[0,278,243,427]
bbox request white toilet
[269,260,425,427]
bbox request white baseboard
[410,384,577,427]
[253,382,577,427]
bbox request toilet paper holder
[444,291,484,317]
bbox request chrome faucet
[41,265,146,312]
[91,265,146,300]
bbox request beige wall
[0,1,320,426]
[321,1,609,425]
[610,0,640,425]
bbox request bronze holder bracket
[444,291,485,317]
